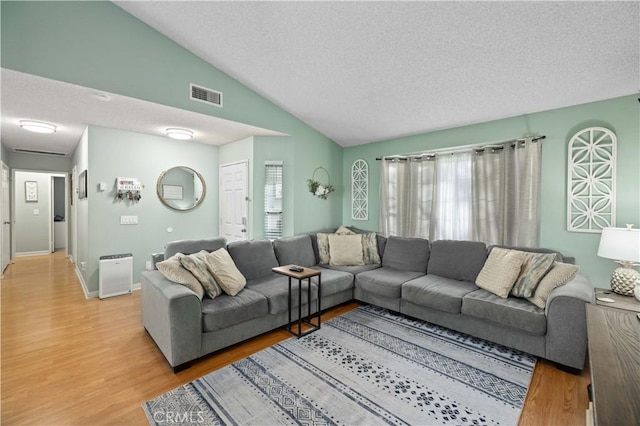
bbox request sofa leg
[554,362,582,376]
[172,361,192,373]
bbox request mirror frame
[156,166,206,211]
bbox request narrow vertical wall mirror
[157,166,206,211]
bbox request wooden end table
[272,265,321,338]
[586,288,640,426]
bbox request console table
[586,299,640,426]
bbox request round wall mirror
[157,166,206,211]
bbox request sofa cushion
[355,267,425,299]
[164,237,227,259]
[381,236,430,273]
[527,262,580,308]
[427,240,487,282]
[510,251,556,298]
[321,264,381,274]
[461,289,547,335]
[328,234,364,266]
[156,253,204,300]
[273,234,316,268]
[179,251,224,299]
[475,248,526,298]
[227,240,279,281]
[205,248,247,296]
[310,267,354,297]
[201,289,268,332]
[247,275,317,315]
[402,275,478,314]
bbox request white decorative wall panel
[351,159,368,221]
[567,127,616,233]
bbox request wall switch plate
[98,182,107,191]
[33,209,40,215]
[145,261,152,270]
[120,215,138,225]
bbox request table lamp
[597,225,640,296]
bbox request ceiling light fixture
[19,120,57,134]
[165,128,193,140]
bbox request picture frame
[25,181,38,202]
[78,170,88,199]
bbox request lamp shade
[597,227,640,263]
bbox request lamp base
[610,267,640,296]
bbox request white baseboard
[75,267,98,298]
[16,250,51,257]
[133,282,141,291]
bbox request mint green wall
[343,95,640,286]
[80,126,219,293]
[2,0,344,237]
[7,152,71,172]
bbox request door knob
[241,229,247,233]
[3,221,9,225]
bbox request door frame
[219,160,250,241]
[1,161,11,275]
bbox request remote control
[289,266,304,272]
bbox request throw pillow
[510,251,556,298]
[475,248,527,298]
[316,233,331,264]
[361,232,381,264]
[179,251,224,299]
[205,248,247,296]
[527,262,580,308]
[156,253,205,300]
[328,234,364,266]
[335,225,356,235]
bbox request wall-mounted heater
[99,253,133,299]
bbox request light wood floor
[1,252,590,425]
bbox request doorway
[219,161,249,243]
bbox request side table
[586,288,640,426]
[272,265,321,338]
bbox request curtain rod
[375,135,546,161]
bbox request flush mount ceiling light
[19,120,57,134]
[165,128,193,140]
[94,93,111,102]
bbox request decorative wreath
[307,166,334,200]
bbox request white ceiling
[1,2,638,157]
[0,69,286,156]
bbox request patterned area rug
[143,305,535,425]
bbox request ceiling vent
[190,83,223,107]
[13,148,68,157]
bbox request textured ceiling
[2,2,638,157]
[115,1,639,147]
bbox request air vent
[13,148,68,157]
[190,83,223,107]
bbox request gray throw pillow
[511,251,556,298]
[156,253,205,300]
[179,250,224,299]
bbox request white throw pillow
[328,234,364,266]
[476,248,526,298]
[205,248,247,296]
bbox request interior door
[220,161,248,243]
[1,162,10,274]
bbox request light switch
[120,215,138,225]
[33,209,39,215]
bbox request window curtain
[380,138,542,246]
[478,138,541,246]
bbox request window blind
[264,161,283,240]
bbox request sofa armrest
[544,273,592,369]
[141,271,202,368]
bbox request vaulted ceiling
[2,1,638,156]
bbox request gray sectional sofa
[141,230,592,372]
